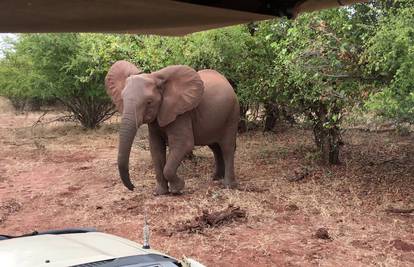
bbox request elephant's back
[192,70,239,145]
[197,69,237,102]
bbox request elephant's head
[105,61,204,191]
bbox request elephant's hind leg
[219,126,238,189]
[208,143,225,180]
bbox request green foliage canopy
[0,1,411,159]
[364,5,414,123]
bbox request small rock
[287,167,309,182]
[285,204,299,211]
[315,228,330,240]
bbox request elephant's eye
[147,100,153,105]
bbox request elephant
[105,60,240,195]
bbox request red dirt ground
[0,112,413,266]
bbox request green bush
[364,6,414,123]
[0,34,134,128]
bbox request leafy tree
[364,5,414,123]
[264,10,365,164]
[0,36,48,111]
[0,34,133,128]
[248,20,295,131]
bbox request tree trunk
[10,97,26,112]
[26,98,42,111]
[238,104,249,133]
[313,125,341,165]
[59,95,116,129]
[281,106,296,125]
[263,102,279,132]
[311,105,342,165]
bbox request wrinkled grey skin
[106,62,239,195]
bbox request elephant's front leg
[163,114,194,194]
[148,124,168,195]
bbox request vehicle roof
[0,0,366,35]
[0,232,163,267]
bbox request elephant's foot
[169,177,185,195]
[153,184,169,196]
[223,178,238,189]
[153,177,169,196]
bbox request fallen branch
[344,127,397,133]
[174,205,247,233]
[385,208,414,214]
[32,114,76,128]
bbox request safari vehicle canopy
[1,0,365,35]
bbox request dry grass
[0,112,413,266]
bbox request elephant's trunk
[117,111,142,191]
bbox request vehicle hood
[0,232,161,267]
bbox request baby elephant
[105,61,239,195]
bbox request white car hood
[0,232,159,267]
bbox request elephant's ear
[152,65,204,127]
[105,60,142,113]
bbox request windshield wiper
[71,254,182,267]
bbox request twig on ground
[32,110,49,128]
[385,207,414,214]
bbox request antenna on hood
[142,209,150,249]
